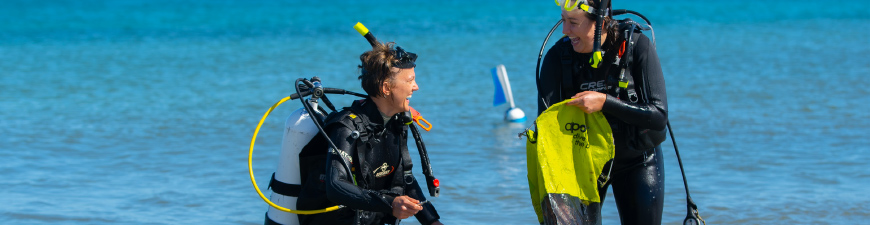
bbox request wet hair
[358,42,398,98]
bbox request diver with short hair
[296,41,442,225]
[536,0,668,224]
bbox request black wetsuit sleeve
[405,175,440,225]
[324,125,395,214]
[538,43,564,115]
[601,34,668,130]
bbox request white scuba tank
[266,106,321,225]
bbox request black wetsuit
[311,99,440,225]
[537,31,667,225]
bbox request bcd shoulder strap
[346,100,373,188]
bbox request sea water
[2,0,870,224]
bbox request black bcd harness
[343,99,416,194]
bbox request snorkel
[354,22,379,47]
[592,0,609,68]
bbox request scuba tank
[261,78,338,225]
[266,105,324,225]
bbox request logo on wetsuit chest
[579,80,610,92]
[372,162,395,178]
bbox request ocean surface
[3,0,870,224]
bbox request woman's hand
[391,196,423,219]
[567,91,606,113]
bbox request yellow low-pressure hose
[249,96,343,215]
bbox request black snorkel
[354,22,440,198]
[590,0,608,68]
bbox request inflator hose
[249,96,344,214]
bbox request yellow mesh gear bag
[526,99,615,224]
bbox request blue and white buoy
[492,64,526,123]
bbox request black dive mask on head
[391,46,417,69]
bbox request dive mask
[555,0,596,14]
[391,46,417,69]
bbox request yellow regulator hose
[248,96,343,214]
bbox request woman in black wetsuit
[304,42,442,225]
[537,1,667,224]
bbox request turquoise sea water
[3,0,870,224]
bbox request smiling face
[380,67,419,116]
[561,7,600,53]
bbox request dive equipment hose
[409,124,440,197]
[667,122,706,225]
[248,95,343,215]
[535,19,563,98]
